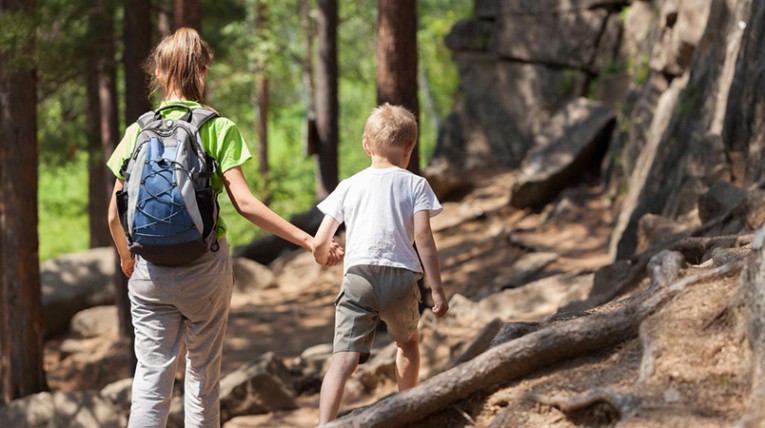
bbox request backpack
[116,104,220,266]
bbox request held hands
[312,239,345,266]
[325,240,345,266]
[431,288,449,318]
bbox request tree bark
[376,0,420,175]
[124,0,152,123]
[314,0,339,200]
[302,0,318,157]
[323,256,743,427]
[0,0,47,403]
[253,0,269,178]
[174,0,201,32]
[87,2,119,249]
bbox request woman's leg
[128,288,185,428]
[179,247,234,428]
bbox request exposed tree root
[321,253,743,428]
[589,233,751,308]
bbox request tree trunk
[174,0,201,32]
[157,0,173,37]
[0,0,47,403]
[376,0,420,175]
[124,0,152,123]
[302,0,319,157]
[253,0,269,177]
[314,0,339,200]
[87,3,119,249]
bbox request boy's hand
[431,289,449,318]
[325,240,345,266]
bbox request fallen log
[322,254,743,428]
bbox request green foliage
[38,153,90,260]
[36,0,471,260]
[0,9,36,72]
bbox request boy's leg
[395,332,420,390]
[319,351,360,424]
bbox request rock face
[439,0,765,263]
[510,98,615,208]
[437,1,625,171]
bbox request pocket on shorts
[333,290,345,306]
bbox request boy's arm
[414,210,448,318]
[107,179,135,278]
[314,214,342,266]
[223,166,314,252]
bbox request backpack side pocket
[115,189,130,240]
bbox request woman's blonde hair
[144,27,213,103]
[363,103,418,156]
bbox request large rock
[612,0,750,259]
[41,247,116,338]
[219,352,298,420]
[70,305,119,338]
[437,54,590,171]
[232,257,277,294]
[492,7,616,71]
[722,0,765,185]
[510,98,615,208]
[0,391,125,428]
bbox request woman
[107,27,340,427]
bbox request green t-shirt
[106,100,252,239]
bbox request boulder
[0,391,125,428]
[41,247,116,338]
[70,305,119,338]
[232,257,278,294]
[510,98,615,208]
[219,352,298,420]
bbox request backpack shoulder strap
[136,111,158,129]
[190,108,219,130]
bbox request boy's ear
[362,138,373,157]
[403,139,416,157]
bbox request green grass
[38,153,90,261]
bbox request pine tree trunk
[376,0,420,175]
[0,0,47,403]
[124,0,152,123]
[315,0,339,200]
[174,0,201,32]
[254,0,269,177]
[87,4,119,248]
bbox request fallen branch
[322,255,743,428]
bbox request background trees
[0,0,467,403]
[0,0,47,403]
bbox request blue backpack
[116,105,220,266]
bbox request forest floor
[41,169,750,427]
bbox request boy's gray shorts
[333,265,422,363]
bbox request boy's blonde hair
[363,103,418,156]
[144,27,213,103]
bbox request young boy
[312,103,449,424]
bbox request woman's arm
[108,179,135,277]
[223,166,313,252]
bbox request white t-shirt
[317,166,443,274]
